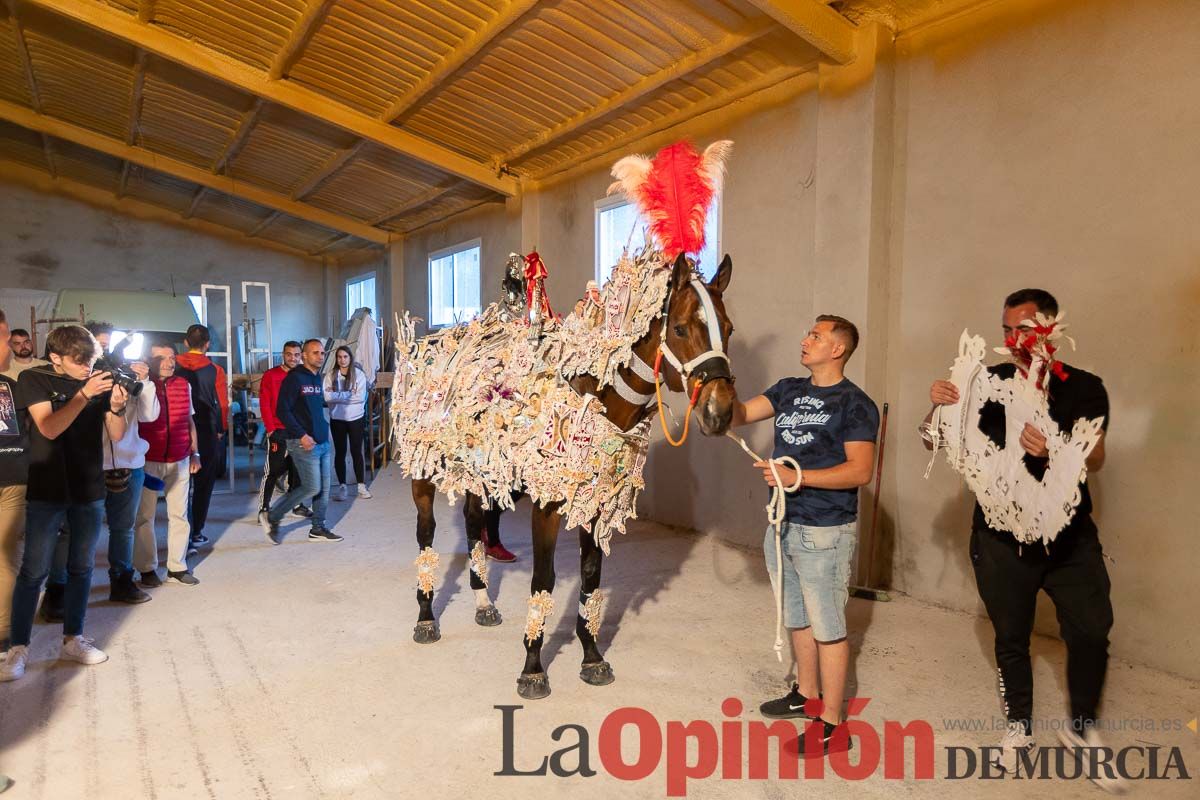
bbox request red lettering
[599,707,661,781]
[721,698,742,779]
[883,720,935,779]
[748,720,799,780]
[666,721,718,797]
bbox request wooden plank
[379,0,541,124]
[212,98,264,174]
[25,0,519,195]
[744,0,857,64]
[127,50,146,145]
[291,140,364,199]
[270,0,334,80]
[0,98,391,242]
[367,182,458,226]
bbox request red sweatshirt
[259,365,288,434]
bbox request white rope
[725,432,802,662]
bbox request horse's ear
[670,252,691,293]
[709,254,732,293]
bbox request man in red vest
[135,344,201,586]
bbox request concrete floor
[0,466,1196,799]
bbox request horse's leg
[412,478,441,644]
[516,503,560,700]
[577,528,615,686]
[463,493,501,627]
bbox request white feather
[607,154,653,197]
[699,140,734,195]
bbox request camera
[94,357,144,398]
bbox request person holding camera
[135,344,201,587]
[1,325,130,681]
[98,345,159,602]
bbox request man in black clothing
[176,324,229,549]
[924,288,1116,786]
[2,325,130,681]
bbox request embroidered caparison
[390,244,672,555]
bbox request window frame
[344,270,377,320]
[594,193,723,284]
[426,237,482,329]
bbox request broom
[850,402,891,602]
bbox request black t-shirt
[15,367,107,504]
[0,374,29,487]
[972,362,1109,534]
[763,376,880,526]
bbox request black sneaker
[791,719,853,756]
[38,583,65,623]
[190,533,210,547]
[258,511,281,545]
[167,571,200,587]
[308,526,343,543]
[759,684,821,719]
[110,575,152,604]
[290,504,313,519]
[139,570,164,588]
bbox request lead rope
[725,431,802,661]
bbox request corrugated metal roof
[0,0,958,261]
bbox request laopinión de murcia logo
[495,699,1194,796]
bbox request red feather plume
[608,140,731,258]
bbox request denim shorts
[763,521,857,642]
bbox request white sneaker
[59,635,109,666]
[356,484,372,499]
[334,484,347,501]
[993,720,1035,774]
[1058,726,1130,794]
[0,646,28,681]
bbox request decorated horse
[391,141,738,699]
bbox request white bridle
[657,276,731,386]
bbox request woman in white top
[325,345,370,500]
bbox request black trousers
[970,521,1113,732]
[189,429,222,538]
[258,430,300,512]
[330,417,366,485]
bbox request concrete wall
[393,0,1200,678]
[0,182,328,350]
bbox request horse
[398,250,736,699]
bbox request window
[428,239,481,327]
[188,294,203,322]
[346,273,377,319]
[594,194,721,285]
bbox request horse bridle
[656,275,732,390]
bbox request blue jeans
[106,467,145,580]
[764,521,857,642]
[11,499,105,645]
[268,439,331,529]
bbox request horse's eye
[673,324,687,337]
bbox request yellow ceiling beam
[7,0,42,110]
[24,0,519,196]
[291,140,364,200]
[127,50,146,145]
[270,0,334,80]
[0,98,391,243]
[379,0,540,124]
[744,0,857,64]
[212,98,264,174]
[136,0,154,24]
[502,18,775,165]
[0,157,342,262]
[533,65,818,186]
[367,182,459,227]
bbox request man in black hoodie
[260,339,341,543]
[176,324,228,549]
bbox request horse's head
[658,252,735,436]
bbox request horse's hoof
[580,661,615,686]
[474,605,502,627]
[517,672,551,700]
[412,621,441,644]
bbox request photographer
[1,325,130,682]
[97,340,159,604]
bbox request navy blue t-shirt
[762,376,880,526]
